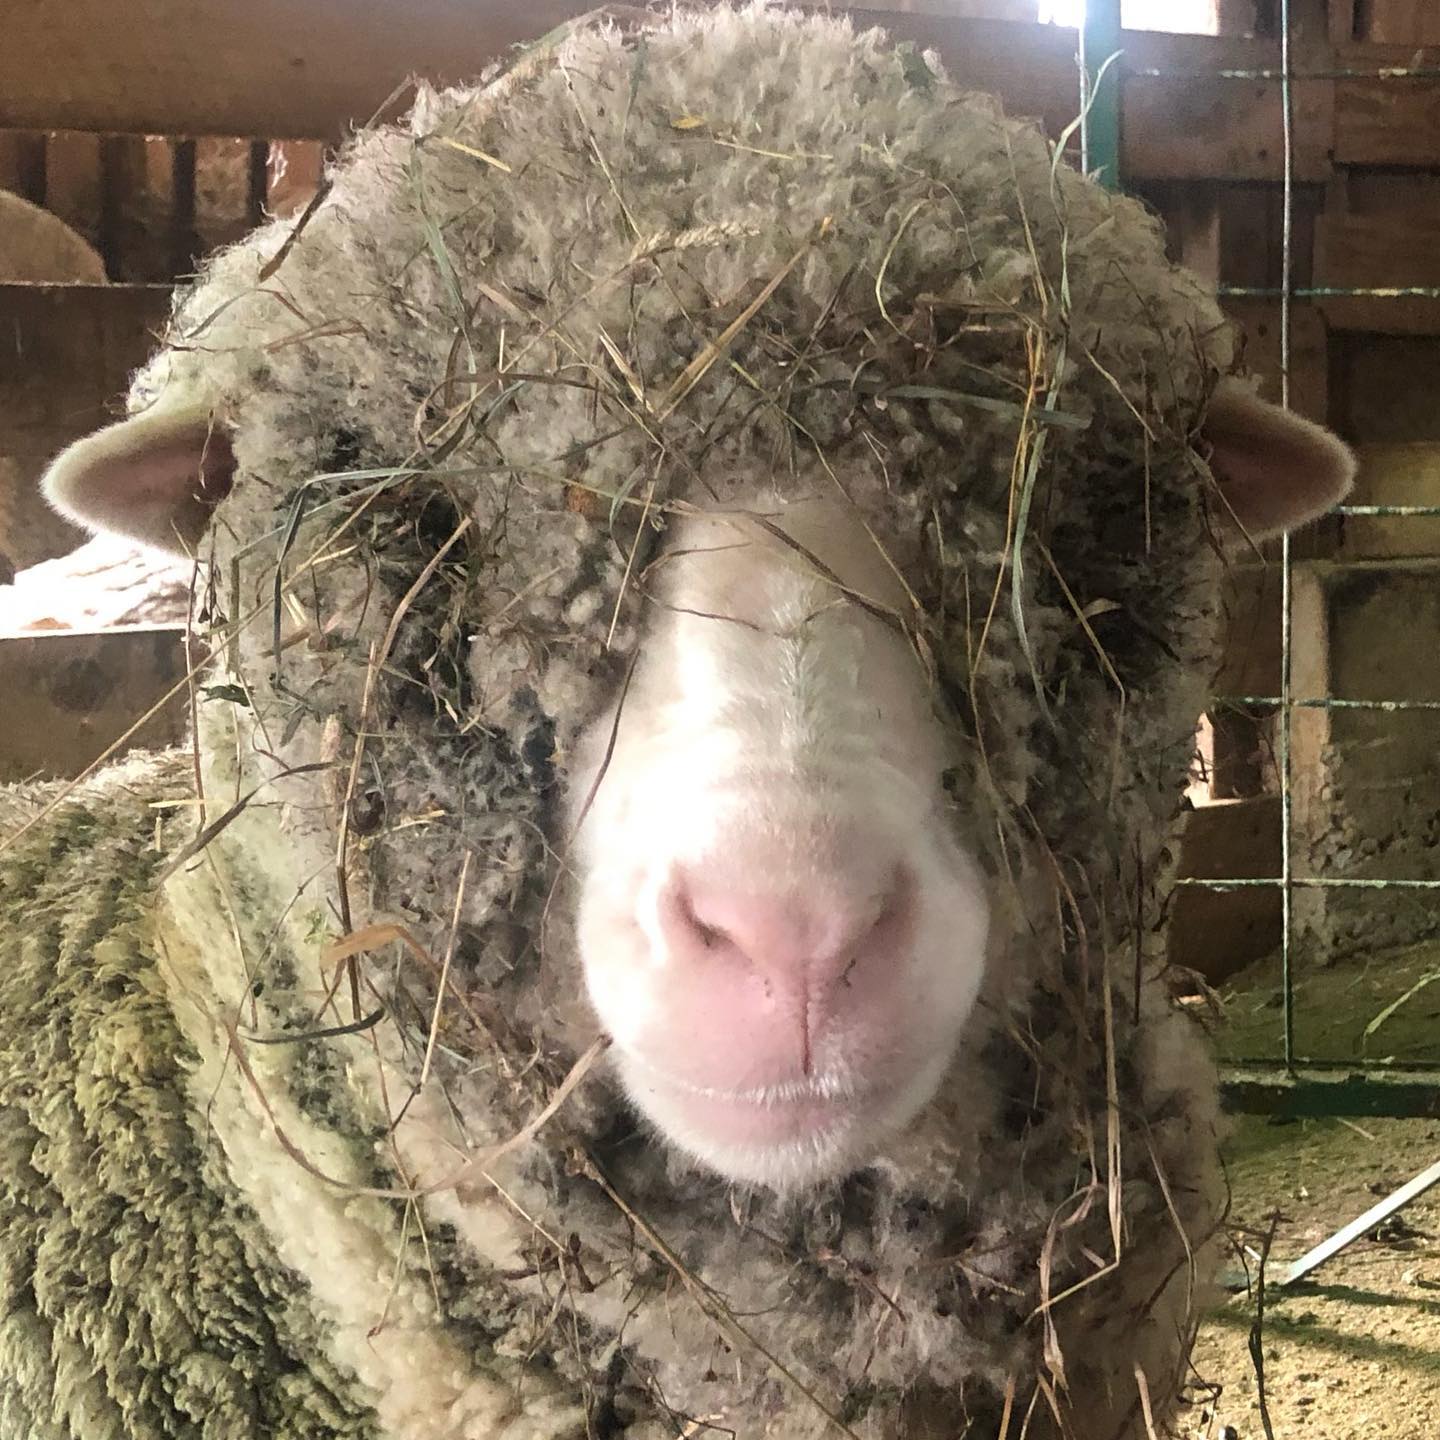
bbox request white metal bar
[1279,1158,1440,1287]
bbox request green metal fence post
[1080,0,1122,190]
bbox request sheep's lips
[633,1069,873,1148]
[615,1046,952,1185]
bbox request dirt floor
[1186,941,1440,1439]
[1217,939,1440,1068]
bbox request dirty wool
[0,5,1240,1436]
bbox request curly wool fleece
[22,4,1242,1437]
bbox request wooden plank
[0,133,47,203]
[1356,0,1440,44]
[1221,298,1337,558]
[194,137,261,256]
[266,141,326,218]
[1216,0,1259,32]
[0,627,187,783]
[1213,564,1283,699]
[1337,442,1440,559]
[1170,797,1281,985]
[96,135,143,279]
[1121,33,1333,182]
[1335,83,1440,167]
[1294,0,1340,43]
[1136,180,1221,278]
[1314,211,1440,334]
[844,0,1038,15]
[0,283,169,444]
[1221,1067,1440,1119]
[42,132,104,253]
[0,3,1087,144]
[1219,185,1321,292]
[1332,333,1440,441]
[1335,44,1440,166]
[0,1,1322,182]
[0,283,171,569]
[1223,298,1330,423]
[0,0,598,138]
[1326,0,1357,42]
[101,135,186,283]
[1341,170,1440,224]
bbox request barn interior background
[2,0,1438,1433]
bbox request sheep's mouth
[650,1073,876,1147]
[618,1049,947,1184]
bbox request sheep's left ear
[1200,378,1356,540]
[42,405,235,557]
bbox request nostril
[831,865,911,982]
[685,899,724,951]
[873,864,910,936]
[662,873,735,956]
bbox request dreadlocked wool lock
[9,5,1354,1438]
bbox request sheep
[0,191,107,285]
[4,5,1354,1438]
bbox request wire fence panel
[1111,0,1440,1112]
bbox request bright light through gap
[1038,0,1218,33]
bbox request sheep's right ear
[42,407,234,556]
[1200,379,1356,541]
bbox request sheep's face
[40,376,1355,1193]
[567,501,988,1188]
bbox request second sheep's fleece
[6,5,1354,1439]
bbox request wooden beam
[0,627,187,783]
[0,283,171,455]
[1222,298,1340,558]
[1338,442,1440,560]
[1332,333,1440,442]
[1170,797,1281,985]
[0,133,47,206]
[1354,0,1440,44]
[1224,298,1330,422]
[0,1,1324,183]
[1326,0,1357,42]
[1335,42,1440,166]
[1314,212,1440,333]
[1335,82,1440,167]
[0,3,1089,141]
[1121,32,1333,183]
[0,0,602,140]
[1222,1066,1440,1119]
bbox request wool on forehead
[133,4,1232,1434]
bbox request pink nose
[656,864,912,1081]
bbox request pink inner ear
[95,422,235,553]
[1201,382,1356,542]
[44,414,236,555]
[127,428,234,507]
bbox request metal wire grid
[1081,0,1440,1092]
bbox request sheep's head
[42,391,1349,1195]
[38,7,1353,1195]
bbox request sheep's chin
[615,1046,953,1190]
